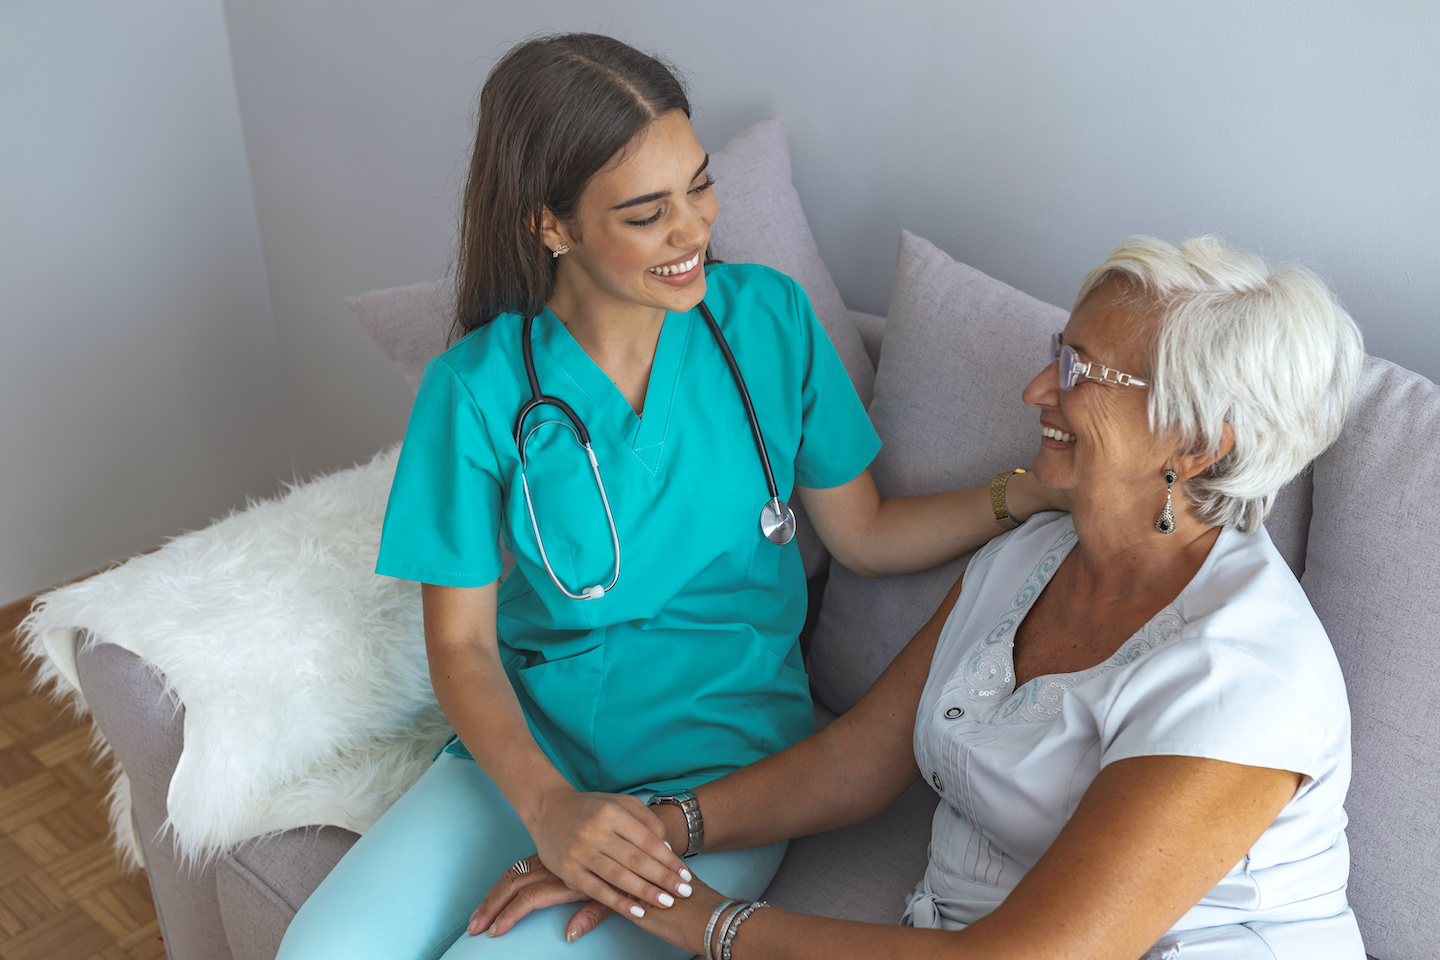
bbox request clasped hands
[468,788,704,945]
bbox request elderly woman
[474,236,1367,959]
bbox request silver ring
[509,857,533,876]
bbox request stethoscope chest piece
[760,498,797,545]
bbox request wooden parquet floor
[0,596,165,960]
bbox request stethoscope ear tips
[582,584,606,600]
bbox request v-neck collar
[530,306,692,474]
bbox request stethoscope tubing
[515,299,793,601]
[696,302,783,508]
[518,420,621,601]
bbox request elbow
[825,535,889,578]
[831,553,886,579]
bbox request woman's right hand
[488,788,692,933]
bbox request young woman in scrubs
[274,33,1059,960]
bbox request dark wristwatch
[646,790,704,858]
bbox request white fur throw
[20,446,449,867]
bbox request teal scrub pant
[275,750,787,960]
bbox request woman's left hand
[468,857,616,941]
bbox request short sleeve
[1096,638,1333,783]
[375,356,504,587]
[789,279,882,488]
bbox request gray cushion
[1264,472,1313,580]
[809,231,1067,713]
[346,280,452,393]
[1301,356,1440,960]
[217,826,359,960]
[707,116,875,407]
[850,309,886,371]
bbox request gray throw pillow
[346,279,451,393]
[707,116,874,405]
[1300,356,1440,960]
[808,231,1067,713]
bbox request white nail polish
[658,892,675,907]
[679,868,693,882]
[677,882,692,897]
[629,905,646,918]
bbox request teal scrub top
[376,264,881,795]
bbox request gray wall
[0,0,290,604]
[6,0,1437,602]
[223,0,1439,483]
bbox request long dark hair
[453,34,691,340]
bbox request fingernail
[679,867,693,882]
[629,905,645,918]
[567,928,580,943]
[677,882,692,897]
[658,892,675,907]
[664,841,672,850]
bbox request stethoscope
[515,301,796,601]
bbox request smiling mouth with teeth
[1042,425,1077,443]
[647,251,701,277]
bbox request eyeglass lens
[1050,333,1077,390]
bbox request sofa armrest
[74,634,235,960]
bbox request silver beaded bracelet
[719,900,769,960]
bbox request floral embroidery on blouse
[965,527,1187,725]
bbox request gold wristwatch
[990,468,1027,530]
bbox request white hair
[1075,236,1364,532]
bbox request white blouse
[906,513,1364,959]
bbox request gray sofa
[69,119,1438,960]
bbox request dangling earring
[551,243,569,259]
[1154,469,1178,535]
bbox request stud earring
[551,243,569,259]
[1154,469,1178,535]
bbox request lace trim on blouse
[962,526,1186,725]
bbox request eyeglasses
[1050,334,1148,390]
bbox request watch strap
[647,790,704,858]
[990,468,1027,530]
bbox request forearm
[637,887,982,960]
[731,911,982,960]
[428,638,574,824]
[804,470,1058,578]
[665,718,918,854]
